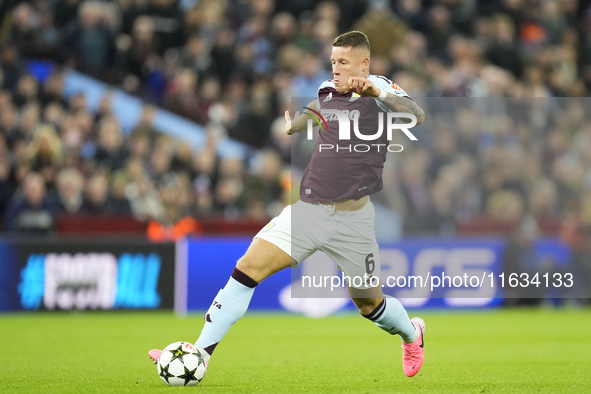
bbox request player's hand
[284,110,300,135]
[345,77,381,98]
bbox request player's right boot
[148,349,162,364]
[401,317,425,377]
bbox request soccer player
[150,31,427,378]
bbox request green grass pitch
[1,308,590,393]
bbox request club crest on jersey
[323,92,332,102]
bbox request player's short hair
[332,31,370,53]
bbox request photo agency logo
[304,106,418,153]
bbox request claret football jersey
[299,75,413,203]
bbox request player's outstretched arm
[285,100,319,135]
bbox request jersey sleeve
[368,75,413,112]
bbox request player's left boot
[401,317,425,377]
[148,349,162,364]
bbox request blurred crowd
[0,69,288,234]
[1,0,591,238]
[378,98,591,233]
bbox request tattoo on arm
[381,93,425,124]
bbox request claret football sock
[196,268,258,356]
[362,297,419,344]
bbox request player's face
[330,46,369,94]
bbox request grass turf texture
[1,309,590,393]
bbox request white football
[157,341,207,386]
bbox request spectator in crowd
[151,0,186,54]
[354,0,406,57]
[163,68,200,119]
[485,14,523,78]
[3,171,59,233]
[242,149,284,219]
[559,200,591,303]
[502,216,544,306]
[289,50,331,98]
[424,4,456,59]
[212,176,243,220]
[59,1,116,78]
[0,144,16,215]
[110,171,134,215]
[147,173,203,241]
[93,116,128,172]
[80,172,112,214]
[56,166,84,214]
[125,171,164,221]
[53,0,82,29]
